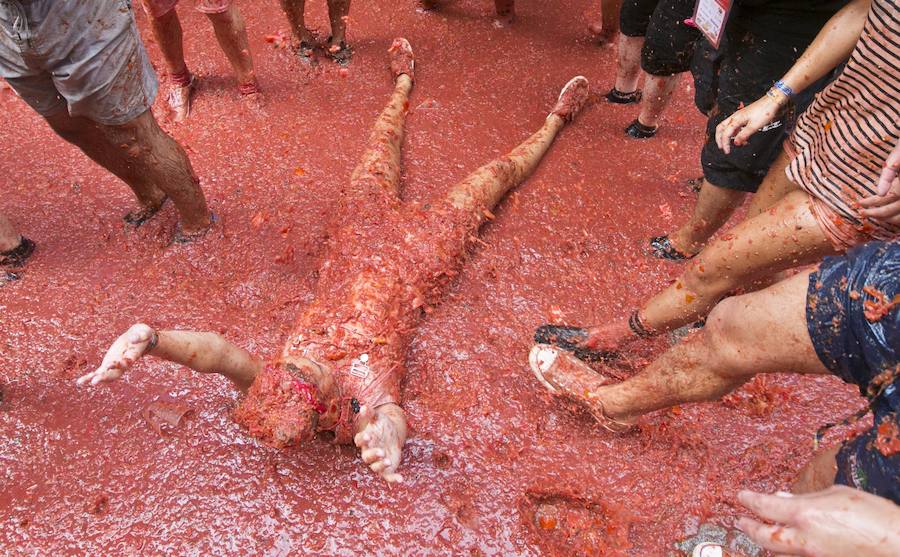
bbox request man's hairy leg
[599,270,830,421]
[533,271,831,428]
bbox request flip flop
[528,344,635,433]
[123,196,169,227]
[173,212,217,245]
[649,235,694,261]
[533,324,617,362]
[0,236,35,268]
[625,118,658,139]
[327,37,352,66]
[605,87,641,104]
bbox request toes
[361,448,385,464]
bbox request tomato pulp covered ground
[0,0,862,554]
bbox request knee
[701,297,750,373]
[45,116,84,145]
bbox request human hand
[77,323,156,386]
[354,404,406,483]
[715,93,787,154]
[859,138,900,225]
[737,485,900,557]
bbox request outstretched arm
[77,323,264,391]
[716,0,872,153]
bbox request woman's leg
[441,77,589,220]
[347,48,414,200]
[746,148,800,218]
[206,5,259,92]
[585,189,838,352]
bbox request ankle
[637,114,658,128]
[0,235,21,253]
[170,68,193,86]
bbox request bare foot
[388,38,415,82]
[550,76,590,122]
[168,74,197,123]
[529,344,635,432]
[354,403,407,483]
[78,324,156,386]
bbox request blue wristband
[773,80,794,98]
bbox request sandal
[327,37,352,66]
[124,196,169,227]
[605,87,641,104]
[625,118,658,139]
[529,344,635,433]
[173,212,217,245]
[0,236,35,267]
[533,324,617,362]
[649,235,694,261]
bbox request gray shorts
[0,0,158,126]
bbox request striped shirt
[787,0,900,250]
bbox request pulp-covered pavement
[0,1,863,554]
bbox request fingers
[861,199,900,221]
[858,192,898,208]
[737,517,808,556]
[382,471,404,483]
[876,169,898,197]
[738,490,799,524]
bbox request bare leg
[441,77,590,217]
[533,271,830,427]
[584,190,838,353]
[443,116,566,219]
[636,73,679,129]
[147,9,196,122]
[326,0,351,47]
[589,0,622,43]
[792,445,840,493]
[44,110,211,234]
[613,35,643,94]
[206,5,259,91]
[347,74,413,201]
[600,0,622,40]
[0,213,21,252]
[148,9,190,78]
[664,179,748,256]
[494,0,515,25]
[280,0,314,45]
[746,148,800,219]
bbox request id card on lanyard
[690,0,733,48]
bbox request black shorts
[697,21,830,192]
[620,0,699,76]
[806,241,900,505]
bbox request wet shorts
[806,240,900,504]
[140,0,231,19]
[697,21,829,192]
[0,0,157,126]
[620,0,699,76]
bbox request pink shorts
[140,0,231,19]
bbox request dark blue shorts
[806,241,900,504]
